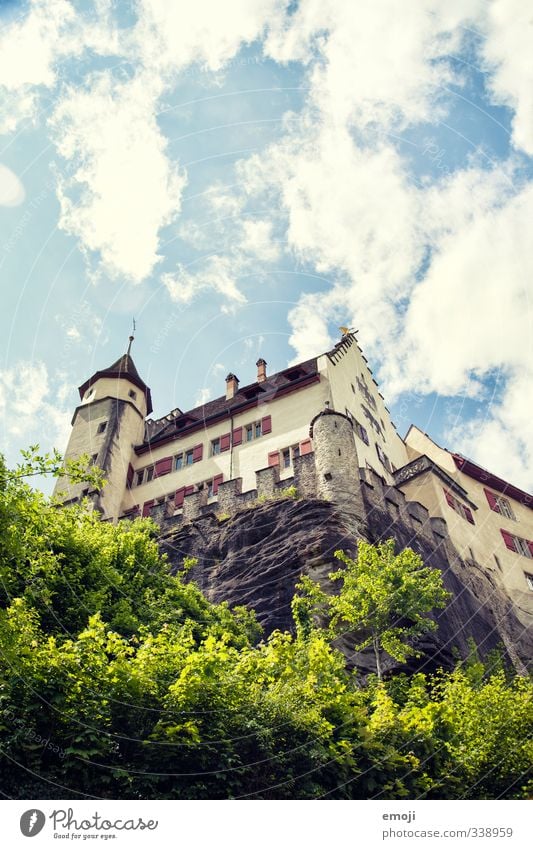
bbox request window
[484,488,516,520]
[90,454,98,465]
[97,421,107,434]
[501,530,533,558]
[84,388,95,401]
[525,572,533,591]
[443,488,475,524]
[278,445,300,468]
[356,375,377,411]
[516,537,531,557]
[128,389,137,400]
[175,454,183,470]
[136,471,144,486]
[211,438,221,455]
[185,450,194,466]
[376,443,391,473]
[242,420,264,442]
[362,405,385,440]
[354,419,369,445]
[351,383,356,394]
[146,466,154,482]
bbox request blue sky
[0,0,532,492]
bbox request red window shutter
[261,415,272,434]
[232,426,242,446]
[268,450,280,467]
[528,540,533,558]
[220,433,231,452]
[463,506,475,524]
[126,463,134,487]
[500,529,516,551]
[443,488,455,508]
[154,456,172,477]
[184,485,195,496]
[192,444,203,462]
[213,474,224,494]
[300,438,313,455]
[142,499,155,518]
[175,487,186,508]
[484,488,500,512]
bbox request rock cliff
[160,496,532,676]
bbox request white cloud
[241,220,280,263]
[228,0,533,489]
[194,387,212,406]
[0,163,25,206]
[447,366,533,490]
[482,0,533,156]
[265,0,483,130]
[50,71,186,283]
[132,0,285,76]
[0,0,121,134]
[162,254,247,304]
[0,0,75,91]
[0,361,71,454]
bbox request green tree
[0,450,530,800]
[293,540,450,679]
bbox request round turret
[310,404,365,528]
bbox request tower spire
[127,317,136,355]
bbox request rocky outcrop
[160,496,532,675]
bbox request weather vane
[339,325,357,337]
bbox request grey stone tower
[310,404,365,532]
[54,343,152,522]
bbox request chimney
[225,373,239,400]
[256,358,267,383]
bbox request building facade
[55,331,533,629]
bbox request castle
[54,331,533,645]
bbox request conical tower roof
[78,350,152,414]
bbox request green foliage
[293,539,450,678]
[0,451,530,800]
[4,445,106,492]
[256,485,298,504]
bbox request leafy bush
[0,451,530,799]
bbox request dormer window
[243,386,265,400]
[285,368,303,381]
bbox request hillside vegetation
[0,451,531,799]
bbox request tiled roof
[142,357,319,448]
[78,353,153,414]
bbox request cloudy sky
[0,0,532,492]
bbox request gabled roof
[453,454,532,508]
[78,353,153,415]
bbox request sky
[0,0,532,493]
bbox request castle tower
[310,404,366,531]
[54,339,152,522]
